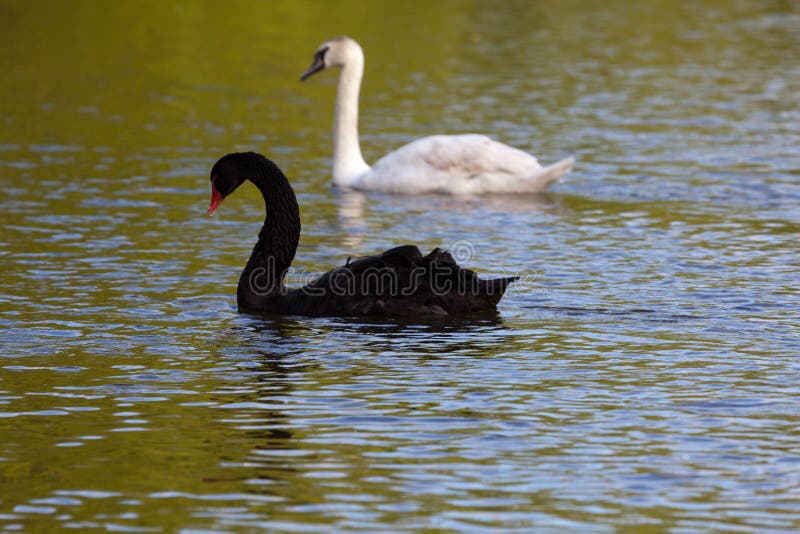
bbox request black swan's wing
[305,245,422,290]
[412,248,518,313]
[300,245,516,316]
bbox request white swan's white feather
[303,36,573,196]
[360,134,573,195]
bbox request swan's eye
[316,46,329,63]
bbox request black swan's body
[207,152,517,317]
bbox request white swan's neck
[332,53,370,187]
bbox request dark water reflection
[2,0,800,531]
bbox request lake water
[1,0,799,531]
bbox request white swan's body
[301,36,574,196]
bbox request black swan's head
[207,152,258,216]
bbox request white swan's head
[300,36,363,81]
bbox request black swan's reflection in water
[204,313,516,491]
[205,317,315,487]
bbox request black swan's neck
[237,156,301,309]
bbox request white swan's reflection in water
[335,189,563,231]
[336,188,565,251]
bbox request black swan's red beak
[208,178,223,216]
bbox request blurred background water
[1,0,799,531]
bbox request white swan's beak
[301,48,328,81]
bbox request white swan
[301,36,574,196]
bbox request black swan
[206,152,517,316]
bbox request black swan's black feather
[208,152,516,317]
